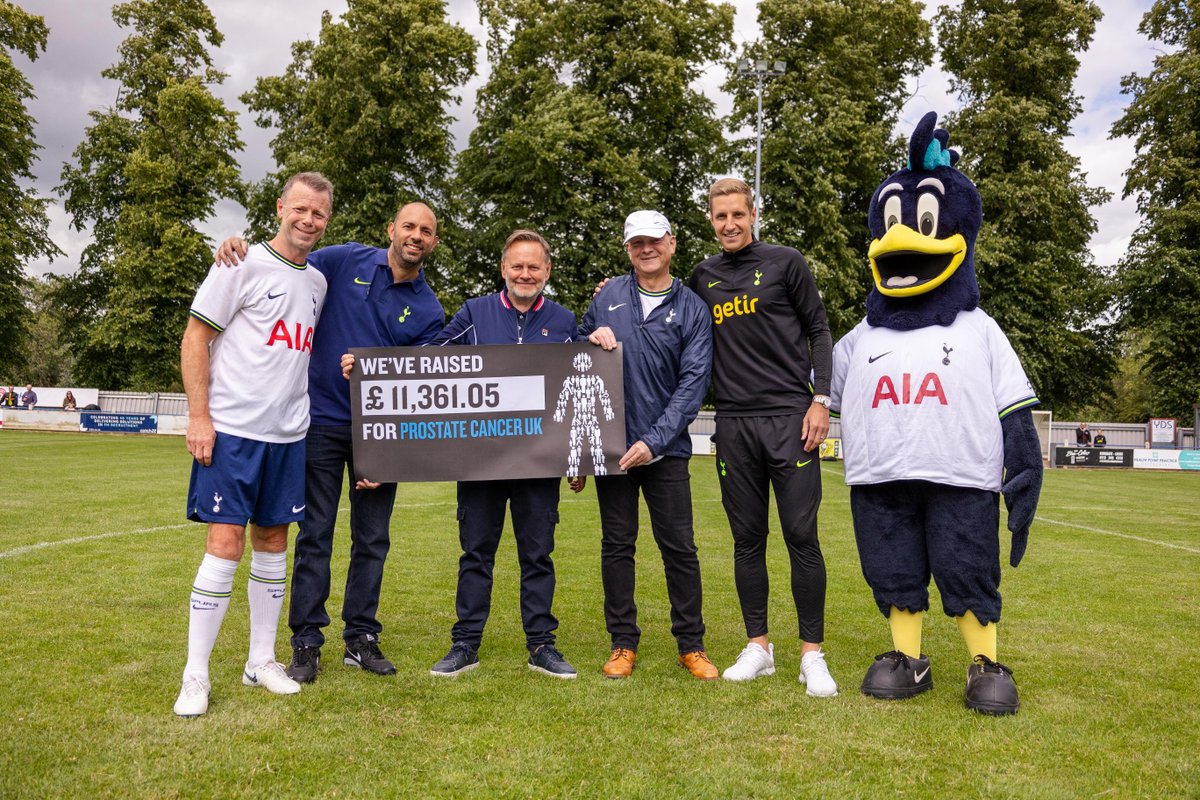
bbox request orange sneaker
[678,650,719,680]
[602,647,636,679]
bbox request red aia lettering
[266,320,314,353]
[871,373,947,408]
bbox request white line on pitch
[1036,516,1200,555]
[0,524,193,560]
[0,501,463,560]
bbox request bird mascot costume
[829,112,1043,715]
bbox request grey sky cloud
[16,0,1157,277]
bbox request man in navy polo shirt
[429,229,581,679]
[215,202,444,682]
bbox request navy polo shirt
[308,243,445,425]
[432,290,576,346]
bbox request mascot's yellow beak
[868,224,967,297]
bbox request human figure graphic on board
[554,351,615,478]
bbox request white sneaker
[243,661,301,695]
[173,675,211,717]
[799,650,839,697]
[722,642,775,681]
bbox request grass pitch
[1,430,1197,798]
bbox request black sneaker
[860,650,934,699]
[343,634,397,676]
[527,644,577,679]
[965,655,1020,715]
[430,641,480,677]
[287,645,321,684]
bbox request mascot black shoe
[860,650,933,700]
[829,112,1043,715]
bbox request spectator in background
[1093,428,1107,448]
[62,391,78,411]
[0,386,16,407]
[20,385,37,410]
[1075,422,1091,447]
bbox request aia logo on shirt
[266,320,314,353]
[872,372,947,408]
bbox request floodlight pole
[736,59,787,239]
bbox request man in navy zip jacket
[579,210,717,680]
[427,229,581,679]
[215,202,445,683]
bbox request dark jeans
[289,425,397,649]
[714,414,826,643]
[452,478,561,650]
[595,457,705,653]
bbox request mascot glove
[1002,468,1039,567]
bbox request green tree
[0,1,62,379]
[726,0,932,338]
[938,0,1114,415]
[242,0,476,305]
[1109,0,1200,421]
[458,0,734,313]
[23,277,75,387]
[55,0,242,390]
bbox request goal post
[1032,409,1053,462]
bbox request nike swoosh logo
[267,291,287,299]
[292,504,305,513]
[914,667,930,683]
[608,303,626,311]
[707,280,722,288]
[868,351,892,363]
[796,459,812,468]
[353,277,371,285]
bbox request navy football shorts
[187,431,306,527]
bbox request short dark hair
[280,172,334,206]
[502,229,551,263]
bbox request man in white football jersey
[173,172,332,717]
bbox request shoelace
[610,647,634,661]
[181,676,207,695]
[738,645,763,662]
[295,647,318,666]
[973,655,1012,675]
[878,650,911,673]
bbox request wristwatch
[812,394,831,409]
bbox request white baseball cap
[623,210,672,244]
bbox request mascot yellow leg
[955,610,997,661]
[889,607,923,659]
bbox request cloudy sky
[17,0,1160,277]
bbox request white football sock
[246,549,288,668]
[184,553,238,682]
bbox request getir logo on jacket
[266,320,314,352]
[712,294,759,325]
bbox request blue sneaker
[528,644,577,679]
[430,642,479,677]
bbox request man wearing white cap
[580,210,716,680]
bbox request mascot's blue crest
[906,112,960,171]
